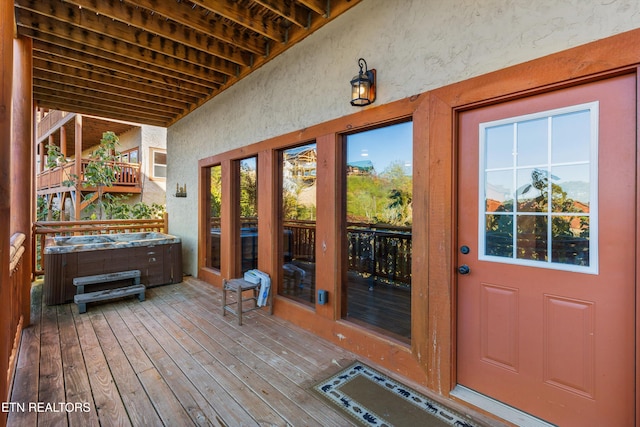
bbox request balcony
[36,159,142,196]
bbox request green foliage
[83,131,121,191]
[346,161,413,226]
[239,161,257,218]
[36,196,48,221]
[210,165,222,218]
[46,144,66,168]
[36,196,60,221]
[102,194,166,220]
[67,131,122,219]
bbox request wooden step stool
[73,270,145,314]
[222,278,272,325]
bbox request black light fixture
[350,58,376,106]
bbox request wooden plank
[13,280,387,427]
[184,278,350,376]
[124,300,260,426]
[62,0,251,66]
[141,293,285,426]
[86,310,163,427]
[112,302,227,426]
[152,282,352,426]
[37,299,68,427]
[149,287,320,426]
[8,284,43,427]
[98,306,194,426]
[72,309,131,427]
[15,4,238,76]
[181,283,314,384]
[57,304,99,427]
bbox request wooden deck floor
[8,277,363,427]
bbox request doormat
[312,362,477,427]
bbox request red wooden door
[456,74,636,426]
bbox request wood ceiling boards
[15,0,361,127]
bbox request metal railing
[209,217,412,287]
[263,219,412,288]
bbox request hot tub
[44,232,183,305]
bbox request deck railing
[32,214,168,276]
[37,159,141,192]
[346,223,412,288]
[36,110,70,141]
[210,218,412,287]
[8,233,27,397]
[284,220,412,288]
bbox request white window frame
[150,147,167,180]
[478,102,599,274]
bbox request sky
[346,121,413,175]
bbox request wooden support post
[38,141,44,173]
[74,115,83,220]
[11,35,33,326]
[0,1,13,423]
[163,211,169,234]
[221,159,239,278]
[60,124,67,157]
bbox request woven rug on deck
[312,361,477,427]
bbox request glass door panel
[343,121,413,341]
[207,165,221,270]
[239,157,258,273]
[480,103,597,272]
[280,143,317,307]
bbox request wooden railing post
[163,211,169,233]
[1,1,13,421]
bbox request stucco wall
[167,0,640,275]
[140,125,167,206]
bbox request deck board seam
[152,282,352,426]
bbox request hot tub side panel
[44,242,183,305]
[44,252,78,306]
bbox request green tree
[239,161,257,218]
[64,131,121,219]
[210,165,222,219]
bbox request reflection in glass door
[207,165,222,270]
[280,143,317,307]
[343,121,413,341]
[480,103,597,273]
[239,157,258,273]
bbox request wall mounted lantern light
[350,58,376,106]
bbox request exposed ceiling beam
[61,0,253,67]
[15,0,362,126]
[15,4,240,76]
[121,0,267,56]
[33,81,180,120]
[253,1,309,28]
[33,49,210,99]
[191,0,286,42]
[33,58,199,106]
[21,28,228,86]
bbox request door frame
[412,28,640,425]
